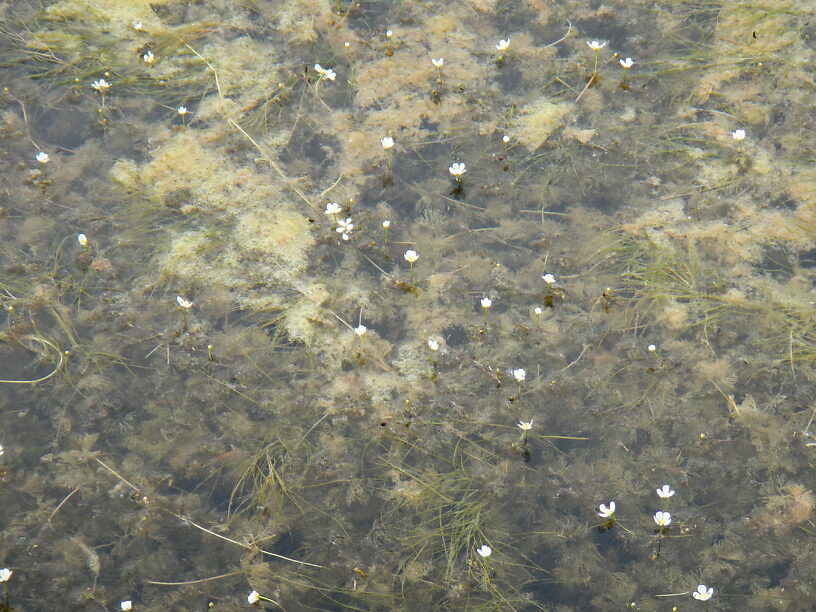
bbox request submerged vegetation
[1,0,816,608]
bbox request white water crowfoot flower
[77,233,89,247]
[427,339,439,352]
[384,29,394,56]
[324,202,342,219]
[142,50,155,64]
[517,420,533,446]
[120,601,132,611]
[597,501,615,518]
[586,40,606,76]
[542,273,560,307]
[731,129,747,159]
[336,217,354,241]
[36,151,49,164]
[404,249,418,283]
[656,484,675,498]
[449,162,466,191]
[653,511,672,527]
[91,78,111,93]
[313,64,336,81]
[693,584,714,601]
[381,136,394,175]
[495,38,510,63]
[176,296,193,330]
[431,57,444,83]
[382,220,391,245]
[248,589,276,605]
[353,324,368,357]
[312,64,336,110]
[0,568,11,582]
[449,162,466,179]
[512,368,526,399]
[480,297,492,327]
[476,545,491,558]
[619,57,634,89]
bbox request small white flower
[513,368,526,382]
[177,106,188,116]
[404,249,418,263]
[431,57,444,68]
[132,20,143,31]
[732,129,746,141]
[344,41,350,48]
[324,202,342,216]
[428,339,439,351]
[77,233,89,247]
[449,162,467,176]
[480,297,492,309]
[354,325,367,336]
[647,344,656,352]
[91,78,111,92]
[0,568,10,582]
[619,57,634,68]
[496,39,510,52]
[542,273,556,285]
[247,590,260,604]
[476,545,491,558]
[502,135,510,143]
[597,501,615,518]
[386,29,393,38]
[314,64,336,81]
[587,40,607,50]
[120,601,133,611]
[336,217,354,240]
[654,511,672,526]
[533,306,543,315]
[517,420,533,431]
[0,445,4,456]
[176,296,193,309]
[382,220,391,229]
[381,136,394,149]
[656,485,675,498]
[142,50,155,64]
[692,585,714,601]
[36,151,49,164]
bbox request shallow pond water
[1,0,816,610]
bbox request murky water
[1,0,815,609]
